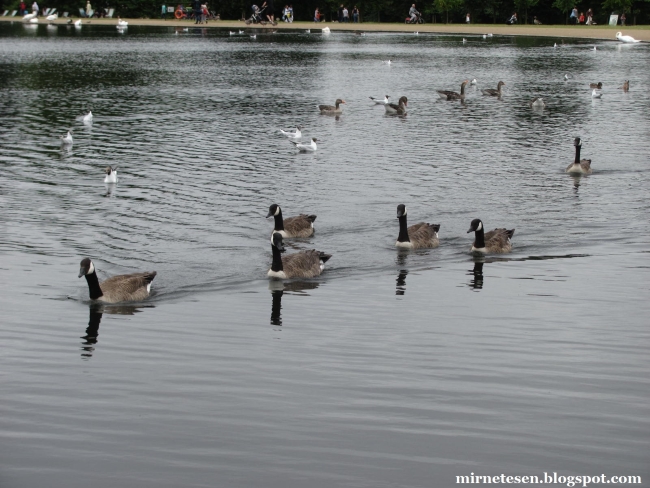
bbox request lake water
[1,23,649,488]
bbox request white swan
[29,17,38,23]
[46,13,58,21]
[322,27,330,34]
[616,32,641,43]
[280,126,302,140]
[60,130,73,145]
[291,138,317,152]
[74,19,82,27]
[592,89,602,99]
[22,12,37,21]
[117,17,128,26]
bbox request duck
[318,99,345,114]
[266,204,316,238]
[620,80,630,92]
[616,32,640,43]
[589,82,603,89]
[78,258,157,303]
[529,97,545,108]
[117,17,128,26]
[60,130,73,145]
[268,232,331,279]
[467,219,514,254]
[384,96,407,115]
[395,204,440,249]
[481,81,505,97]
[437,80,469,100]
[322,27,330,34]
[591,89,602,98]
[104,166,118,183]
[369,95,390,105]
[565,137,592,175]
[280,125,302,141]
[291,138,317,152]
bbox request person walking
[192,0,201,23]
[352,5,359,22]
[586,8,594,24]
[569,6,578,24]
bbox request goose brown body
[267,204,316,238]
[437,80,469,100]
[467,219,514,254]
[78,258,156,303]
[395,204,440,249]
[318,99,345,114]
[481,81,505,97]
[385,96,408,115]
[268,233,331,279]
[589,82,603,89]
[565,137,592,175]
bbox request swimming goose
[589,82,603,89]
[117,17,128,26]
[78,258,157,303]
[384,96,407,115]
[280,125,302,140]
[467,219,514,254]
[620,80,630,92]
[104,166,118,183]
[565,137,592,175]
[369,95,390,105]
[591,89,602,98]
[266,204,316,238]
[322,27,330,34]
[291,138,317,152]
[268,233,331,279]
[616,32,640,43]
[60,130,73,145]
[481,81,505,96]
[529,97,545,108]
[395,204,440,249]
[437,80,469,100]
[318,99,345,114]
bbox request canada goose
[385,96,407,115]
[370,95,390,105]
[318,99,345,114]
[266,204,316,238]
[280,125,302,141]
[565,137,592,175]
[529,97,545,108]
[104,166,118,183]
[60,130,73,145]
[78,258,157,303]
[395,204,440,249]
[290,137,317,152]
[481,81,505,97]
[437,80,469,100]
[467,219,514,254]
[589,82,603,89]
[268,233,331,279]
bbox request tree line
[2,0,648,25]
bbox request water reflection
[468,260,484,291]
[268,281,320,327]
[396,270,408,295]
[80,304,150,359]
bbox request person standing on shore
[161,3,166,18]
[620,12,626,25]
[586,8,594,24]
[352,5,359,22]
[31,0,38,14]
[337,4,343,22]
[465,12,470,23]
[342,5,349,22]
[192,0,201,23]
[314,7,320,21]
[570,6,578,24]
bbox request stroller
[245,4,267,24]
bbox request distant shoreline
[1,17,648,41]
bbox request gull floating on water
[60,130,73,145]
[483,34,487,39]
[462,38,467,43]
[564,74,569,80]
[104,166,118,184]
[592,46,597,51]
[470,78,477,85]
[383,59,392,65]
[616,31,641,43]
[592,89,602,98]
[369,95,390,105]
[529,97,545,108]
[250,34,256,39]
[554,42,557,48]
[305,29,310,33]
[229,31,236,35]
[239,30,244,34]
[291,138,318,152]
[487,33,493,37]
[74,19,82,27]
[414,31,418,35]
[280,126,303,141]
[322,27,330,34]
[77,110,93,124]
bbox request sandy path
[2,17,648,41]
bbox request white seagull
[592,45,597,51]
[414,31,418,35]
[60,130,73,145]
[483,34,487,39]
[470,78,477,85]
[82,111,93,123]
[487,33,493,37]
[229,31,236,35]
[462,38,467,43]
[592,89,602,98]
[250,34,256,39]
[239,29,244,34]
[564,74,569,80]
[616,32,641,43]
[529,97,545,108]
[305,29,310,33]
[322,27,330,34]
[280,126,303,140]
[104,166,118,184]
[291,138,318,152]
[554,42,557,48]
[369,95,390,105]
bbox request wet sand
[2,16,649,41]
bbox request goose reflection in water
[268,280,320,327]
[468,260,484,290]
[81,304,150,359]
[396,270,408,295]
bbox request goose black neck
[84,271,104,300]
[574,144,581,164]
[273,209,284,231]
[474,227,485,248]
[397,215,410,242]
[461,84,466,95]
[271,245,284,272]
